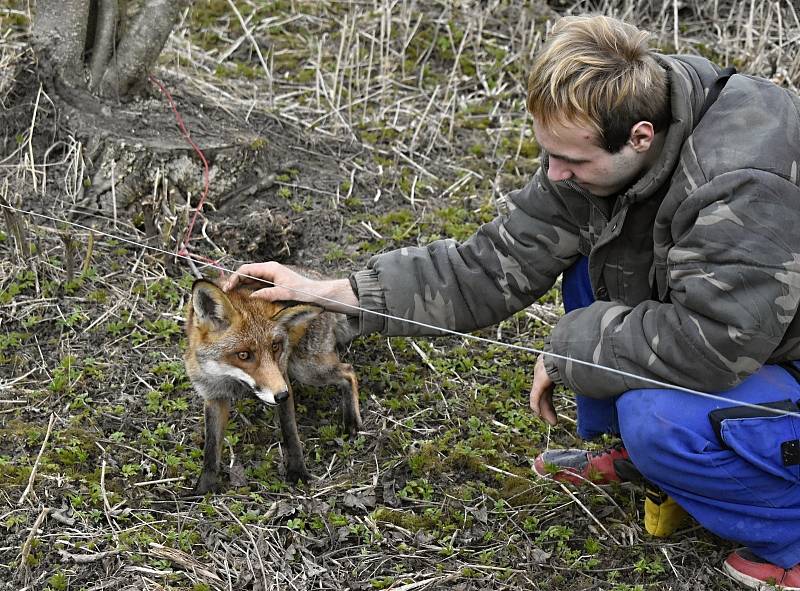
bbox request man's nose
[547,159,572,182]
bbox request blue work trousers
[561,257,800,568]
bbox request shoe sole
[723,560,800,590]
[532,464,626,487]
[532,458,621,487]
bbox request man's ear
[272,304,323,331]
[191,280,238,331]
[628,121,656,152]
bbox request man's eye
[237,351,251,361]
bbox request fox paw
[285,465,311,484]
[193,472,223,495]
[343,413,363,439]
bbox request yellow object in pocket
[644,488,689,537]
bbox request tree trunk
[97,0,189,98]
[31,0,91,81]
[31,0,189,101]
[88,0,120,90]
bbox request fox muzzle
[254,388,278,405]
[275,390,290,403]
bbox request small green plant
[286,517,306,531]
[146,390,164,413]
[49,356,82,395]
[0,332,26,352]
[55,436,90,466]
[370,576,395,589]
[4,513,27,530]
[324,245,348,263]
[317,423,340,443]
[584,537,602,554]
[522,516,540,532]
[145,318,181,340]
[121,463,140,478]
[399,478,435,501]
[634,555,665,575]
[109,431,125,443]
[0,270,36,304]
[46,571,68,591]
[106,318,133,336]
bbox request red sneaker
[723,549,800,590]
[532,446,640,485]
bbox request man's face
[533,119,650,197]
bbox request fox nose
[275,390,290,403]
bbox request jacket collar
[619,55,699,205]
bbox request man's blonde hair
[527,15,669,152]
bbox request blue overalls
[561,257,800,568]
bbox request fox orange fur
[184,279,361,494]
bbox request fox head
[185,280,323,405]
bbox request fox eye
[271,342,282,354]
[237,351,252,361]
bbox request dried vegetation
[0,0,798,590]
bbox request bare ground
[1,1,798,590]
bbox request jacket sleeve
[350,169,581,336]
[545,170,800,398]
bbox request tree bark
[97,0,190,98]
[32,0,188,101]
[88,0,120,90]
[31,0,91,81]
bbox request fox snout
[254,386,290,405]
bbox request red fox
[184,279,362,494]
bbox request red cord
[148,75,216,265]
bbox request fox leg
[195,397,231,495]
[276,387,310,483]
[290,354,362,437]
[337,363,362,438]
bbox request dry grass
[0,1,798,590]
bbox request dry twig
[17,414,55,507]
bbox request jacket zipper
[562,179,623,301]
[563,179,611,226]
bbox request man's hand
[224,262,359,314]
[529,355,557,426]
[224,262,312,300]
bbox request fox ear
[272,304,323,331]
[191,280,237,330]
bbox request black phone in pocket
[708,399,800,450]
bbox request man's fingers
[223,268,244,291]
[225,263,278,292]
[539,394,558,426]
[529,385,558,426]
[528,355,558,426]
[251,287,293,302]
[529,386,541,414]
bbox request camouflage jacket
[350,55,800,399]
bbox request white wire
[4,202,800,419]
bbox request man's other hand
[529,355,557,425]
